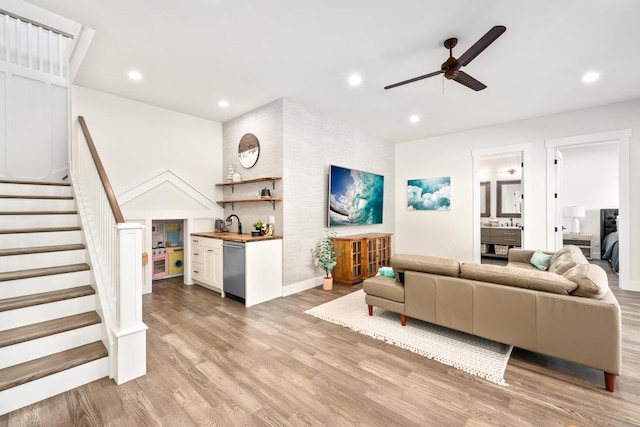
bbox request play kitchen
[151,220,184,280]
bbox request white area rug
[305,290,512,385]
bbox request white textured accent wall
[222,98,395,290]
[221,99,284,236]
[282,99,395,288]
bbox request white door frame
[545,129,634,291]
[472,143,533,262]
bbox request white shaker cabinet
[191,236,223,294]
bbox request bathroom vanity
[481,227,522,258]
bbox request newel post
[113,222,147,384]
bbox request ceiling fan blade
[384,70,443,90]
[458,25,506,67]
[453,71,487,91]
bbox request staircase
[0,179,109,415]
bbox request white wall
[71,87,224,294]
[71,86,223,201]
[395,99,639,284]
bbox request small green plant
[253,219,264,230]
[312,232,339,278]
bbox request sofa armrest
[508,248,537,264]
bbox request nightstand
[563,233,592,259]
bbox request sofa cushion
[506,261,539,271]
[460,263,578,295]
[548,245,588,275]
[391,254,460,279]
[530,249,553,270]
[363,275,404,303]
[564,263,609,299]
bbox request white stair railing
[71,116,147,384]
[0,9,72,78]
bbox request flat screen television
[328,164,384,227]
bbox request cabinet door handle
[193,270,199,274]
[207,249,213,252]
[194,252,200,256]
[193,239,199,243]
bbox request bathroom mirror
[480,181,490,217]
[238,133,260,168]
[497,180,522,218]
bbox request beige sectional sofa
[363,246,621,391]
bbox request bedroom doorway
[545,129,632,291]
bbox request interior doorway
[545,129,632,291]
[472,143,532,263]
[478,154,523,263]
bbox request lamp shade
[563,206,585,218]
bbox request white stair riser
[0,270,91,299]
[0,214,80,228]
[0,198,75,212]
[0,323,102,369]
[0,295,96,331]
[0,183,72,197]
[0,356,109,416]
[0,230,83,250]
[0,249,86,271]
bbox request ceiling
[23,0,640,143]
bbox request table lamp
[563,206,585,234]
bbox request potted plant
[252,219,264,236]
[312,232,340,290]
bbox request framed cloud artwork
[407,176,451,211]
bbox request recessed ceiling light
[128,70,143,81]
[409,115,420,123]
[582,72,600,83]
[348,74,362,86]
[218,100,230,108]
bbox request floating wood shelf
[216,177,281,193]
[216,198,282,211]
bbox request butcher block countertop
[191,232,282,243]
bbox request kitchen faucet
[226,214,243,234]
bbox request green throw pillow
[530,250,553,270]
[378,267,395,278]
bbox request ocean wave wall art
[329,165,384,226]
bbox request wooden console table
[332,233,392,285]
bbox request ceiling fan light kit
[385,25,506,92]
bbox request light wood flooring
[1,262,639,426]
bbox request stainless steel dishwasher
[222,241,245,302]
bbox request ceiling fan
[384,25,506,92]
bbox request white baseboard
[282,275,324,297]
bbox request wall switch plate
[269,216,275,224]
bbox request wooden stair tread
[0,263,90,282]
[0,210,77,215]
[0,341,107,391]
[0,194,73,200]
[0,244,86,257]
[0,179,70,187]
[0,226,81,235]
[0,285,95,312]
[0,312,101,348]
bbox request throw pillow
[530,250,553,270]
[378,266,395,278]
